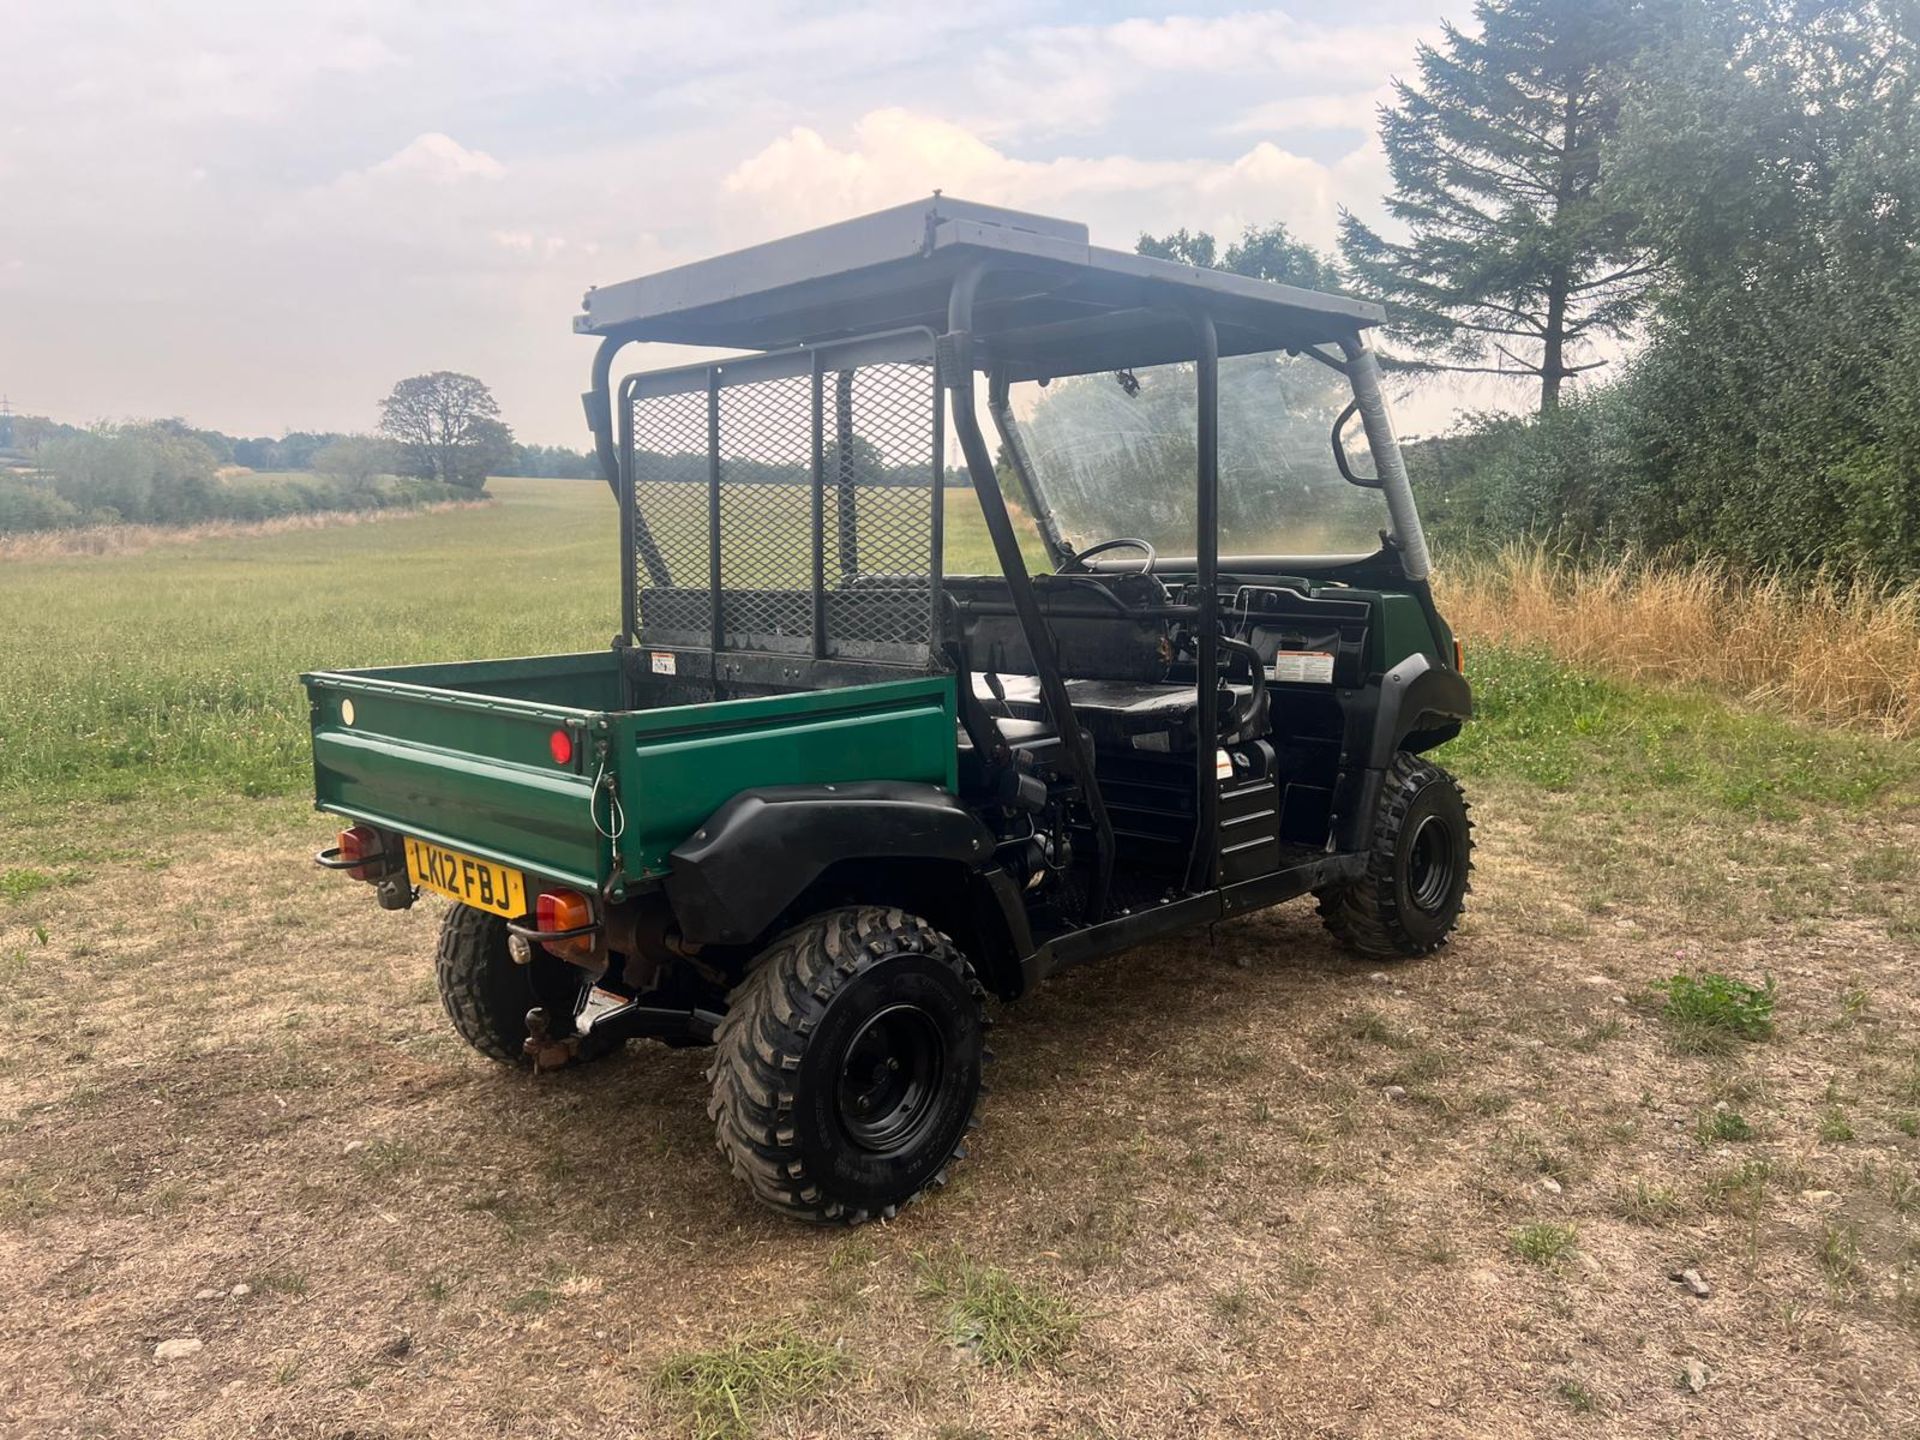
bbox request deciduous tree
[378,372,514,491]
[1138,222,1335,289]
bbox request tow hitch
[523,993,724,1070]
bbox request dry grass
[1441,546,1920,737]
[0,498,492,560]
[3,773,1919,1438]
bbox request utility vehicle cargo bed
[302,651,958,901]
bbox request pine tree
[1339,0,1657,411]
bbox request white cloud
[974,11,1432,137]
[724,109,1377,252]
[1223,89,1395,137]
[364,133,505,185]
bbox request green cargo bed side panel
[338,650,626,710]
[305,657,959,900]
[614,675,958,881]
[304,655,613,891]
[312,729,604,889]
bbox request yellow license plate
[404,838,527,918]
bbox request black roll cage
[585,250,1434,927]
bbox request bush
[0,431,466,536]
[312,435,401,490]
[0,474,84,531]
[36,425,225,526]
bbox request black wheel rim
[836,1004,946,1156]
[1406,812,1458,914]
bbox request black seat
[946,572,1173,684]
[971,672,1253,751]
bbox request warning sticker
[1270,651,1335,684]
[650,651,677,675]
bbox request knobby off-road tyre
[435,903,624,1066]
[707,907,989,1224]
[1316,752,1473,959]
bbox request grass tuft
[1818,1107,1855,1143]
[1655,972,1776,1052]
[1817,1221,1864,1289]
[1511,1222,1578,1266]
[1615,1179,1684,1225]
[916,1248,1081,1370]
[0,869,58,903]
[656,1328,848,1440]
[1556,1378,1600,1414]
[1698,1108,1755,1144]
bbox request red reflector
[1453,639,1467,673]
[549,729,573,765]
[338,825,381,882]
[535,889,595,957]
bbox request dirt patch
[2,783,1917,1438]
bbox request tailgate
[304,668,606,893]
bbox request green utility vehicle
[306,198,1473,1223]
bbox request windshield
[1007,349,1391,559]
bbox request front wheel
[707,907,987,1224]
[1316,753,1473,958]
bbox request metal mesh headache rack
[618,330,946,682]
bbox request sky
[0,0,1525,447]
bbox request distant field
[0,479,1036,807]
[0,479,619,803]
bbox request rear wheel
[435,904,624,1066]
[1316,753,1472,959]
[707,907,987,1224]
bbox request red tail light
[338,825,383,882]
[1453,638,1467,673]
[536,888,596,958]
[549,728,574,765]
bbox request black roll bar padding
[1331,398,1382,489]
[705,371,724,655]
[946,260,1115,924]
[809,355,829,660]
[589,333,626,494]
[603,341,673,595]
[1184,309,1222,896]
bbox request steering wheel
[1058,537,1156,575]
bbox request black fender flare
[1369,651,1472,767]
[662,782,996,947]
[1334,652,1473,851]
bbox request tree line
[1145,0,1917,578]
[2,374,601,486]
[0,371,606,533]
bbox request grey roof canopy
[575,196,1384,381]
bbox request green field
[3,476,1914,825]
[0,480,1032,809]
